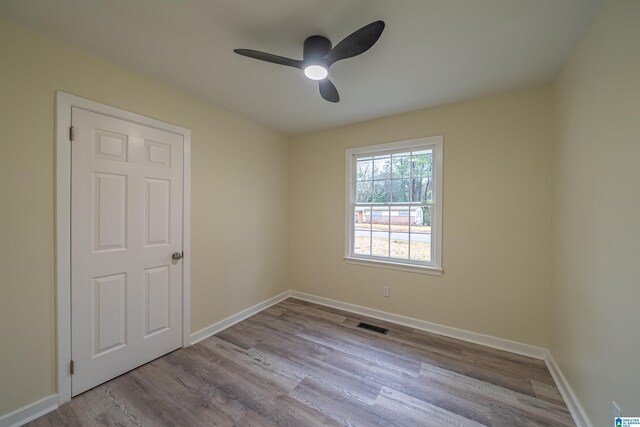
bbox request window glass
[348,139,442,270]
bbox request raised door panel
[144,266,170,337]
[145,178,170,247]
[93,173,127,252]
[93,273,127,356]
[94,129,128,162]
[145,140,171,167]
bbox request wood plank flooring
[28,298,574,426]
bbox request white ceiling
[0,0,602,135]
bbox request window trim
[344,136,443,275]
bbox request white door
[71,107,183,396]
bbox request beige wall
[551,0,640,425]
[4,1,638,421]
[0,20,289,415]
[289,87,553,348]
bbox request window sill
[343,257,443,276]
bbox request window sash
[350,203,436,266]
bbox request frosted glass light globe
[304,65,328,80]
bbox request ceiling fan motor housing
[303,35,332,64]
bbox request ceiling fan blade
[324,20,385,65]
[234,49,303,69]
[319,79,340,103]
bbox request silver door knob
[172,252,183,260]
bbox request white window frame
[344,136,443,275]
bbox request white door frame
[55,91,191,405]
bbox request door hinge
[69,126,75,141]
[70,360,75,375]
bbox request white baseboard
[544,351,593,427]
[289,291,547,360]
[190,290,290,345]
[0,395,58,427]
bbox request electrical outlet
[612,401,622,419]
[383,286,390,297]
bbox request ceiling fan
[233,20,385,103]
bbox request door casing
[55,91,191,405]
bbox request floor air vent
[356,322,389,335]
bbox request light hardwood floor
[29,298,574,426]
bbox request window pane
[356,158,373,181]
[391,179,410,203]
[411,206,432,230]
[354,207,371,231]
[356,181,373,203]
[373,155,391,179]
[390,233,409,259]
[373,180,391,203]
[391,153,411,178]
[410,205,431,262]
[371,206,389,257]
[371,206,390,228]
[372,231,389,257]
[410,233,431,262]
[353,207,371,255]
[354,234,371,255]
[390,207,409,232]
[410,177,432,203]
[412,150,432,177]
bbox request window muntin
[346,137,442,271]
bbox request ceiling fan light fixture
[234,20,385,101]
[304,64,328,80]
